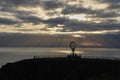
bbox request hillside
[0,58,120,80]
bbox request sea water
[0,47,120,67]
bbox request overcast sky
[0,0,120,47]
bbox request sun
[67,14,86,21]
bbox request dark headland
[0,56,120,80]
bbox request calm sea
[0,47,120,67]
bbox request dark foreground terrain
[0,57,120,80]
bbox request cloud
[0,0,43,7]
[107,3,120,9]
[43,0,63,9]
[62,5,91,14]
[98,0,120,9]
[93,10,120,18]
[0,0,63,9]
[17,15,43,25]
[0,33,120,48]
[62,5,120,18]
[0,0,119,35]
[0,18,17,25]
[0,0,120,48]
[65,21,120,31]
[0,0,45,25]
[99,0,120,3]
[44,17,69,25]
[43,17,120,32]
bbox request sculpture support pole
[72,49,75,56]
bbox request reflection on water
[0,47,120,67]
[56,50,83,54]
[51,48,84,55]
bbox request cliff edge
[0,58,120,80]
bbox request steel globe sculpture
[69,41,77,56]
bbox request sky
[0,0,120,47]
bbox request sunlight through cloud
[67,14,86,21]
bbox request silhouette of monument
[69,41,77,56]
[67,41,81,58]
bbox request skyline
[0,0,120,47]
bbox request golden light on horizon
[56,50,84,54]
[72,34,84,38]
[80,42,103,47]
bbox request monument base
[67,54,81,59]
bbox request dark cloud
[99,0,120,3]
[64,20,120,31]
[0,0,43,7]
[0,6,34,15]
[0,0,64,25]
[92,22,120,31]
[62,5,120,18]
[0,0,63,9]
[0,9,39,25]
[62,5,91,14]
[103,19,118,23]
[0,33,71,47]
[0,18,17,25]
[43,17,120,31]
[0,7,38,25]
[79,34,120,48]
[17,16,43,25]
[0,33,120,48]
[0,0,42,25]
[43,1,63,9]
[99,0,120,9]
[94,10,120,18]
[107,4,120,9]
[45,17,69,25]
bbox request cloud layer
[0,33,120,48]
[0,0,119,34]
[0,0,120,47]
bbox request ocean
[0,47,120,67]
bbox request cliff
[0,58,120,80]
